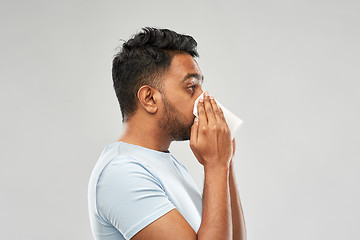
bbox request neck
[118,117,172,153]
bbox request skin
[119,53,246,240]
[119,53,204,150]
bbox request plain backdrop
[1,0,359,239]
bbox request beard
[158,93,193,141]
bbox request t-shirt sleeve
[96,157,176,240]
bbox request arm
[132,93,233,240]
[229,157,247,240]
[191,92,233,239]
[132,163,232,240]
[197,163,232,239]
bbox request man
[88,27,246,240]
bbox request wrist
[204,163,230,176]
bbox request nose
[192,90,206,118]
[194,88,204,100]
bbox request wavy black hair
[112,27,199,122]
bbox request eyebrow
[182,73,204,84]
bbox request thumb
[190,117,199,145]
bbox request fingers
[205,94,227,128]
[190,117,199,144]
[217,105,226,122]
[203,92,216,125]
[209,98,224,123]
[197,97,207,126]
[207,95,231,139]
[197,92,227,126]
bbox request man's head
[112,28,203,141]
[113,27,199,121]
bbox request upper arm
[131,208,197,240]
[97,159,197,239]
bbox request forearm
[197,166,232,240]
[229,163,247,240]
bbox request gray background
[1,0,359,239]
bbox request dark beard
[159,94,192,141]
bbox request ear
[137,85,160,114]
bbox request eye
[188,85,195,93]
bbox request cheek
[176,100,194,117]
[186,103,196,121]
[187,101,195,114]
[168,91,195,116]
[174,97,191,109]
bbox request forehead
[162,54,202,85]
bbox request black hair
[112,27,199,122]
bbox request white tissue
[193,92,244,139]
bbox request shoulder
[97,155,164,198]
[95,155,176,238]
[100,155,156,181]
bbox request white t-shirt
[88,141,203,240]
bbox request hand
[190,92,232,170]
